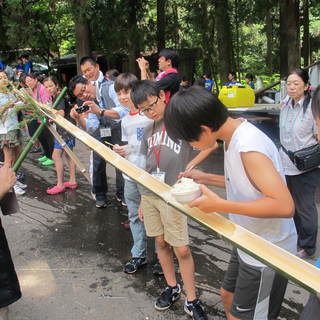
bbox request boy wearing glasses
[130,80,208,320]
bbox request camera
[75,104,90,114]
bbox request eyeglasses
[139,97,159,115]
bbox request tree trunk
[280,1,288,77]
[280,0,300,77]
[215,0,233,85]
[302,0,310,67]
[234,1,241,80]
[266,7,273,74]
[73,0,92,73]
[127,0,140,75]
[157,0,166,51]
[287,0,300,71]
[0,3,8,53]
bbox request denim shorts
[54,138,75,150]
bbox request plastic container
[171,187,202,204]
[218,85,255,108]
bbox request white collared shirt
[279,95,317,175]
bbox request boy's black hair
[228,71,236,79]
[245,73,254,81]
[21,54,29,59]
[158,49,179,68]
[130,80,161,106]
[114,73,137,93]
[164,86,228,142]
[311,85,320,119]
[193,78,205,87]
[79,56,97,67]
[68,75,88,97]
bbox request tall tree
[215,0,233,83]
[280,0,300,77]
[302,0,310,67]
[157,0,166,51]
[70,0,92,73]
[126,0,141,74]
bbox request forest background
[0,0,319,89]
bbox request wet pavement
[2,141,319,320]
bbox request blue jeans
[124,179,146,258]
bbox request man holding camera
[69,75,128,208]
[80,57,127,206]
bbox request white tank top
[225,121,297,267]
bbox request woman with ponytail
[279,68,319,259]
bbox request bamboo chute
[23,100,320,295]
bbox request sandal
[64,181,78,189]
[46,186,65,195]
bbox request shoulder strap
[280,144,294,162]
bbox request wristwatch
[100,109,105,117]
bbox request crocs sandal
[46,186,65,195]
[42,159,54,166]
[64,181,78,189]
[38,156,48,162]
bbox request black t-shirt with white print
[140,119,195,192]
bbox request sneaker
[96,199,107,208]
[152,260,164,276]
[116,196,127,207]
[123,257,147,274]
[15,180,27,189]
[184,299,208,320]
[14,184,26,196]
[42,159,54,166]
[16,171,26,181]
[155,283,182,311]
[38,155,48,162]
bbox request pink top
[33,83,51,104]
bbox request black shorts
[222,248,288,320]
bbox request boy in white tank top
[164,86,297,320]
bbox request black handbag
[0,189,19,216]
[281,144,320,171]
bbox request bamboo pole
[13,87,68,172]
[36,104,320,295]
[46,124,91,182]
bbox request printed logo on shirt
[136,127,144,141]
[147,131,181,154]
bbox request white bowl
[171,187,202,204]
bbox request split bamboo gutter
[35,102,320,295]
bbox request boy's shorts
[54,138,75,150]
[141,194,188,247]
[222,248,288,320]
